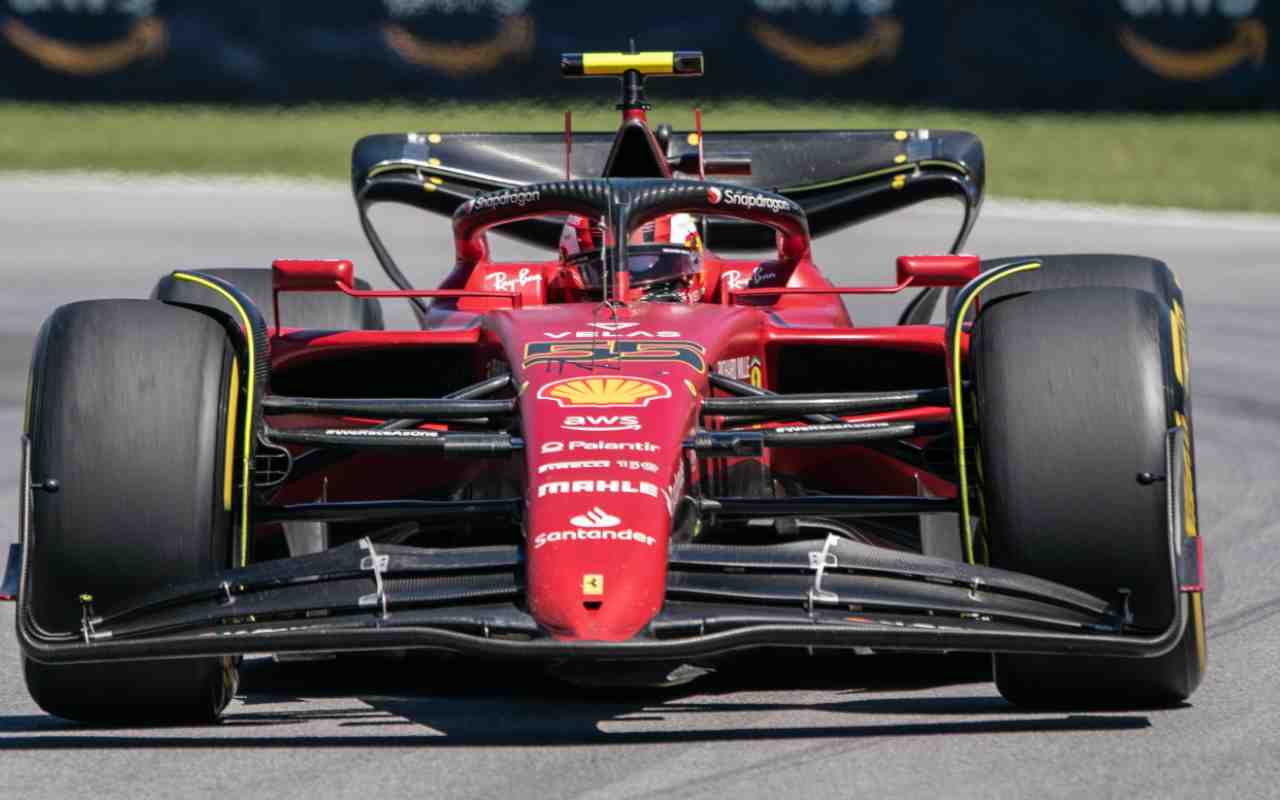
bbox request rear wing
[351,127,985,258]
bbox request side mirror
[896,254,980,288]
[272,259,355,292]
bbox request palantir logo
[569,507,621,527]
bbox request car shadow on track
[0,651,1152,747]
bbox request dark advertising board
[0,0,1274,108]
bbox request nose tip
[528,570,661,642]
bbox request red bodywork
[264,106,972,643]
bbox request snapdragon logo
[721,188,793,214]
[470,188,541,211]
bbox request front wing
[12,516,1195,666]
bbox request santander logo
[570,507,621,527]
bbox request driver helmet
[559,213,703,302]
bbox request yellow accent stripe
[1174,356,1206,671]
[1192,591,1206,672]
[23,359,33,436]
[919,158,972,175]
[785,163,912,193]
[223,356,240,512]
[950,261,1043,564]
[172,272,255,567]
[583,51,675,75]
[1171,301,1188,386]
[782,159,969,196]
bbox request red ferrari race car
[5,51,1206,723]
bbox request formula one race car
[6,51,1206,723]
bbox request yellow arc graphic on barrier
[383,14,534,76]
[748,16,901,75]
[1119,19,1267,81]
[3,17,167,77]
[538,376,670,408]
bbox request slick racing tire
[947,253,1182,319]
[971,287,1205,709]
[22,300,243,723]
[153,267,384,330]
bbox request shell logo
[537,376,671,408]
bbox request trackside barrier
[0,1,1275,109]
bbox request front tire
[152,267,384,330]
[971,287,1205,709]
[22,299,243,723]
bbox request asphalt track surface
[1,175,1278,798]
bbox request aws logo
[2,1,166,77]
[382,0,534,76]
[1117,0,1267,81]
[537,377,671,409]
[748,0,901,76]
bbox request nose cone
[495,303,718,640]
[526,490,674,640]
[523,377,694,641]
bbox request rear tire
[22,300,242,723]
[153,267,384,330]
[971,287,1205,709]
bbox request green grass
[1,101,1277,212]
